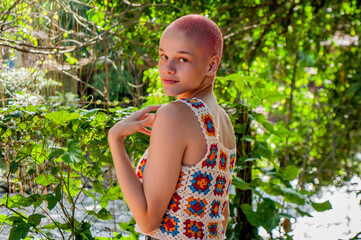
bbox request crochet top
[135,98,236,240]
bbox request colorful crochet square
[207,222,219,238]
[182,98,205,109]
[219,150,228,172]
[226,179,232,194]
[190,171,213,195]
[210,200,221,218]
[185,196,207,218]
[213,176,227,196]
[176,171,185,189]
[184,219,205,239]
[202,144,218,169]
[160,214,180,237]
[201,113,216,137]
[229,153,236,171]
[136,158,146,179]
[222,201,227,213]
[169,192,182,212]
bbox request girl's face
[158,30,212,98]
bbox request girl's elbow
[137,212,163,234]
[137,221,159,234]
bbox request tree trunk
[235,106,254,240]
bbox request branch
[0,0,22,32]
[59,69,105,99]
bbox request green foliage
[0,105,147,239]
[1,0,361,239]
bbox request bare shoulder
[155,101,195,126]
[220,107,234,128]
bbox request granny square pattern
[185,196,207,218]
[202,113,216,137]
[229,153,236,171]
[189,171,213,195]
[181,98,205,109]
[184,219,205,239]
[169,192,182,213]
[219,150,228,172]
[222,201,227,213]
[202,144,218,169]
[135,98,236,240]
[207,222,219,238]
[136,157,146,179]
[160,214,180,237]
[177,171,185,188]
[226,179,232,194]
[214,176,227,196]
[210,200,221,218]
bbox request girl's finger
[139,114,155,126]
[138,127,151,136]
[136,105,162,116]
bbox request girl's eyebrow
[158,48,194,56]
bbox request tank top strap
[176,98,218,144]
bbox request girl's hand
[108,105,162,141]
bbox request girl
[108,14,236,240]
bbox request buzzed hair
[165,14,223,58]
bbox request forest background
[0,0,360,239]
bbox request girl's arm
[108,103,188,233]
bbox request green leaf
[252,141,272,159]
[241,135,255,142]
[25,105,37,112]
[28,214,45,226]
[48,149,65,160]
[279,186,306,205]
[274,126,291,138]
[235,123,246,134]
[0,215,8,224]
[10,110,23,118]
[69,140,82,163]
[295,207,313,217]
[263,91,286,103]
[232,177,253,190]
[18,122,26,130]
[87,208,112,220]
[80,108,100,117]
[9,220,30,240]
[44,110,81,125]
[10,161,19,173]
[45,194,58,210]
[346,82,361,97]
[92,180,105,195]
[311,200,332,212]
[35,174,59,186]
[280,165,299,180]
[262,122,274,133]
[252,113,267,124]
[41,223,58,230]
[55,184,62,201]
[241,198,281,232]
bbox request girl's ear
[206,55,220,76]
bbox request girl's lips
[162,79,178,84]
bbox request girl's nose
[165,60,176,75]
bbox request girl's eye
[179,58,188,63]
[160,55,168,60]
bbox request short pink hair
[165,14,223,58]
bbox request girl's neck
[177,76,216,102]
